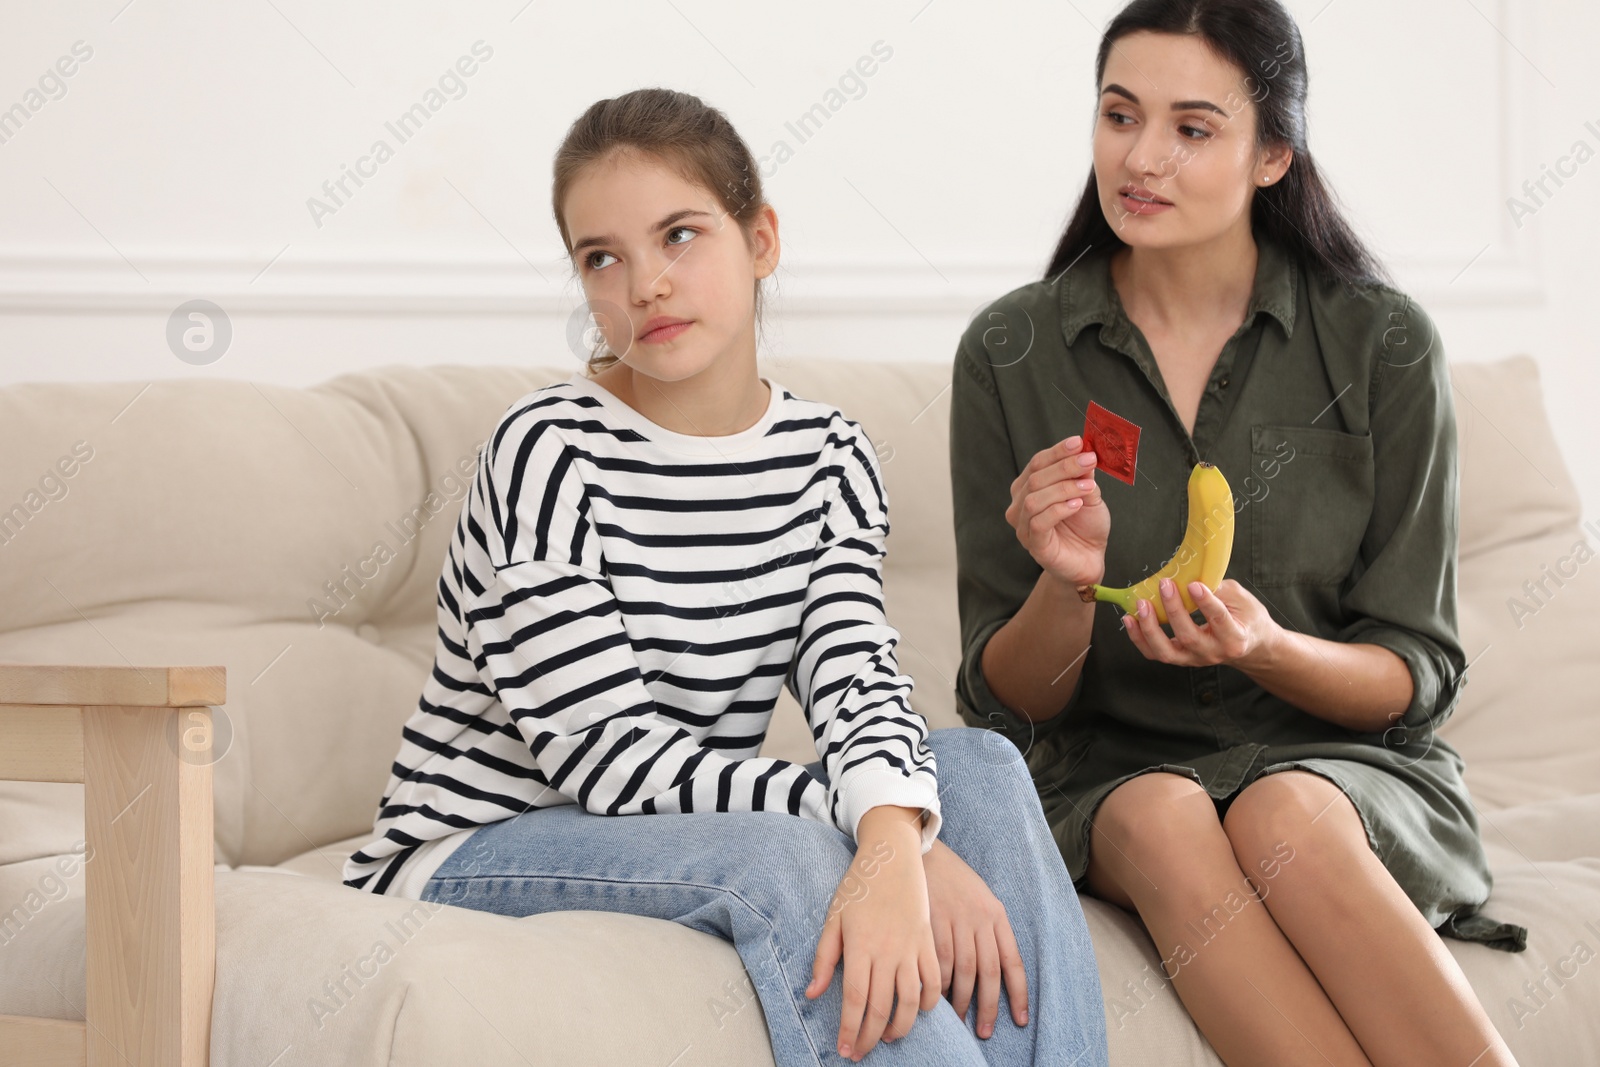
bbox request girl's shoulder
[769,386,892,520]
[501,377,609,426]
[482,377,628,461]
[767,383,882,464]
[484,373,881,473]
[772,384,867,438]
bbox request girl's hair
[552,88,770,376]
[1044,0,1394,292]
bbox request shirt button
[1199,690,1218,705]
[1218,376,1230,389]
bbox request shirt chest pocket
[1249,424,1374,587]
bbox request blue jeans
[421,726,1110,1066]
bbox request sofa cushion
[1452,355,1583,560]
[1447,525,1600,809]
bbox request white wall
[0,0,1595,513]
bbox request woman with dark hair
[950,1,1527,1063]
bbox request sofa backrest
[0,355,1591,868]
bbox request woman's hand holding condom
[1004,435,1109,588]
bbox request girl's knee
[725,819,862,948]
[927,726,1031,798]
[736,814,853,889]
[928,724,1023,762]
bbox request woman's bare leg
[1221,771,1518,1067]
[1085,771,1371,1067]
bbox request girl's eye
[1181,125,1211,140]
[583,226,695,271]
[1103,110,1130,125]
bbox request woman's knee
[1221,771,1361,894]
[1091,772,1223,872]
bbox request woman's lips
[1120,192,1173,215]
[641,321,692,344]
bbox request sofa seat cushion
[0,865,780,1067]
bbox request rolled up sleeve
[1336,296,1469,734]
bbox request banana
[1076,461,1235,624]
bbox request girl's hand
[805,819,940,1062]
[1004,436,1109,588]
[922,838,1028,1039]
[1122,578,1282,670]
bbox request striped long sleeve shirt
[343,370,941,897]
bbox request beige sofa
[1,355,1596,1065]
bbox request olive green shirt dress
[948,231,1527,952]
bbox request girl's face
[1093,30,1291,249]
[563,150,778,382]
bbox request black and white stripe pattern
[343,373,941,895]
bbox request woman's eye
[1103,110,1210,141]
[585,250,615,271]
[666,225,696,246]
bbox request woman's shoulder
[1299,264,1447,401]
[955,274,1065,376]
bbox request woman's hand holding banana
[1007,438,1281,670]
[1005,435,1108,587]
[1122,576,1282,671]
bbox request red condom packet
[1082,401,1141,485]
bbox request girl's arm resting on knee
[791,420,942,855]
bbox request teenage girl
[344,87,1110,1067]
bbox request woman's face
[562,150,777,383]
[1093,30,1288,249]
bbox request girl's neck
[590,359,771,439]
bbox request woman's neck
[1110,228,1259,337]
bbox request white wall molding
[0,243,1542,316]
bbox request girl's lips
[1120,191,1173,215]
[641,320,692,344]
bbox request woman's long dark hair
[1044,0,1393,292]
